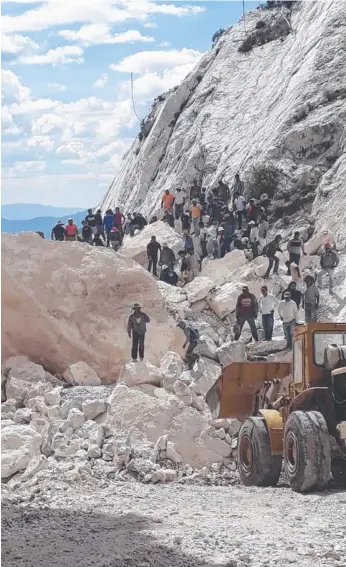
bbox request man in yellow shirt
[190,199,202,236]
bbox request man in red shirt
[114,207,125,236]
[161,189,175,213]
[65,218,78,241]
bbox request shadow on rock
[1,504,230,567]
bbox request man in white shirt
[258,285,278,340]
[233,193,247,230]
[278,291,298,349]
[174,188,186,220]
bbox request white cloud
[143,22,157,29]
[3,160,47,178]
[1,32,39,53]
[59,25,154,46]
[110,47,203,74]
[49,83,67,91]
[158,41,171,48]
[1,69,31,102]
[2,1,204,33]
[3,124,23,136]
[17,45,84,66]
[93,73,109,89]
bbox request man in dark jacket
[147,236,161,277]
[235,286,259,341]
[264,235,282,278]
[160,265,178,286]
[318,242,340,292]
[51,221,66,241]
[177,320,200,369]
[281,281,302,308]
[127,303,150,362]
[81,220,93,244]
[85,208,97,235]
[217,180,230,203]
[159,243,176,270]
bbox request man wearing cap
[235,286,259,341]
[318,242,340,293]
[51,220,66,241]
[278,292,298,349]
[127,304,150,362]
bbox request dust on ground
[2,477,345,567]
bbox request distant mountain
[2,203,85,221]
[1,210,88,238]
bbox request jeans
[148,256,158,277]
[201,241,207,260]
[318,268,334,290]
[105,227,112,246]
[288,253,300,275]
[283,320,296,349]
[305,303,317,323]
[265,255,279,277]
[262,313,274,340]
[185,342,198,369]
[175,203,183,220]
[131,332,145,360]
[236,316,258,341]
[191,217,200,236]
[237,210,246,230]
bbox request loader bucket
[206,362,292,421]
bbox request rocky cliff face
[101,0,346,242]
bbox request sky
[1,0,258,208]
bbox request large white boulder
[189,357,222,396]
[106,385,230,467]
[156,281,189,313]
[196,334,219,361]
[7,361,46,383]
[121,221,183,267]
[202,250,247,286]
[216,340,247,366]
[63,362,101,387]
[5,377,32,404]
[118,360,163,388]
[1,424,42,479]
[184,277,214,304]
[2,233,174,381]
[304,231,334,255]
[160,351,184,392]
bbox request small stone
[87,444,102,459]
[151,469,177,483]
[215,427,226,440]
[65,408,85,430]
[13,408,32,424]
[63,362,101,387]
[81,399,106,420]
[166,441,182,464]
[154,434,168,452]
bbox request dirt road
[2,476,345,567]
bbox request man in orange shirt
[189,199,202,236]
[65,218,79,241]
[161,189,175,213]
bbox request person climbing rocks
[178,250,190,284]
[109,226,122,250]
[160,265,178,286]
[190,199,202,236]
[287,231,306,276]
[248,220,259,258]
[85,209,97,235]
[217,179,230,203]
[130,212,147,236]
[220,212,234,254]
[163,208,175,228]
[92,232,104,246]
[159,242,176,271]
[264,235,282,278]
[217,227,226,258]
[103,209,114,246]
[258,215,268,254]
[235,286,259,342]
[232,173,244,198]
[183,230,194,252]
[161,189,175,213]
[187,249,200,280]
[199,221,208,259]
[234,192,247,230]
[190,179,201,200]
[177,320,200,370]
[127,303,150,362]
[114,207,125,236]
[174,188,185,220]
[278,291,298,350]
[318,242,340,293]
[81,220,93,244]
[281,281,302,308]
[65,218,78,241]
[147,235,161,277]
[303,275,319,322]
[51,220,66,241]
[181,210,191,233]
[259,286,278,341]
[247,199,258,223]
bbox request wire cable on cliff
[130,73,144,125]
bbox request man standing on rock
[287,231,306,276]
[318,242,340,293]
[259,285,278,341]
[159,242,176,271]
[147,236,161,277]
[51,220,66,241]
[177,321,200,370]
[278,292,298,350]
[174,188,186,220]
[303,275,319,322]
[264,235,282,278]
[161,189,175,213]
[190,199,202,236]
[127,304,150,362]
[235,286,259,342]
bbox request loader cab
[292,322,346,392]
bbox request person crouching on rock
[177,321,200,370]
[127,303,150,362]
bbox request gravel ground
[2,476,346,567]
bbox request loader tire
[238,417,282,487]
[284,410,331,493]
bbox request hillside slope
[1,211,87,238]
[101,0,346,242]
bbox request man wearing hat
[235,285,259,341]
[127,303,150,362]
[51,220,66,241]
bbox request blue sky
[1,0,257,207]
